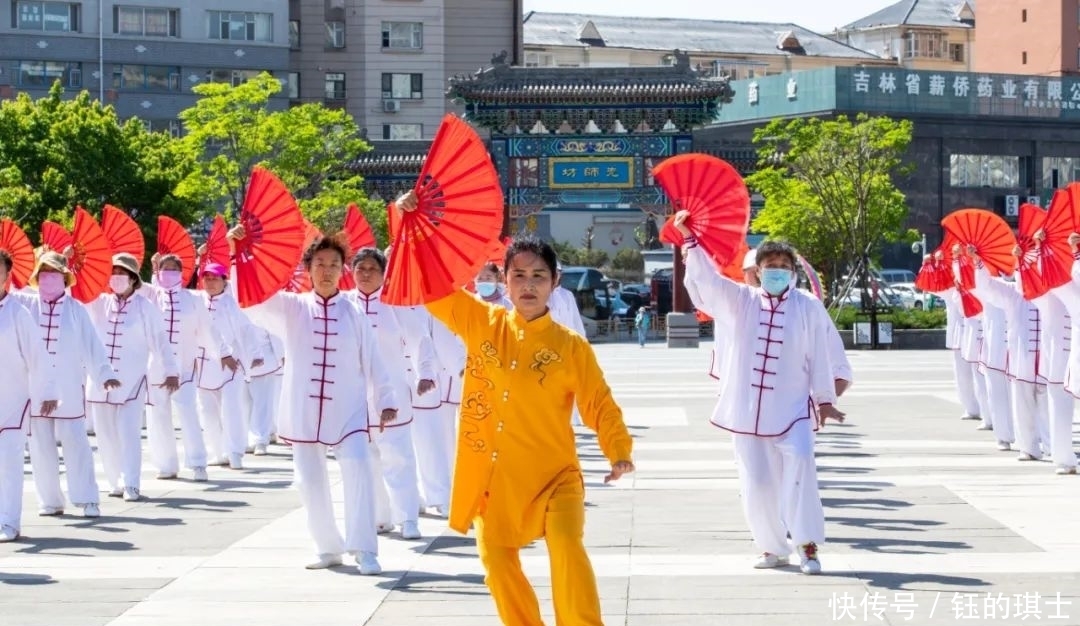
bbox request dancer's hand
[818,404,845,428]
[221,355,239,372]
[1069,232,1080,252]
[39,400,58,417]
[378,409,398,432]
[673,210,691,238]
[162,376,180,393]
[834,379,849,397]
[417,379,436,395]
[604,460,635,483]
[396,190,419,212]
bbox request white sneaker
[38,506,63,516]
[1017,453,1040,461]
[975,423,993,431]
[1056,465,1078,475]
[253,444,268,456]
[193,467,208,482]
[156,471,178,480]
[376,523,394,534]
[123,487,140,502]
[357,552,382,575]
[304,554,343,570]
[433,505,449,519]
[81,504,100,518]
[229,454,244,470]
[401,520,421,540]
[0,526,18,542]
[798,543,821,575]
[997,441,1012,451]
[753,553,789,569]
[108,487,123,498]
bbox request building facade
[829,0,976,72]
[699,65,1080,269]
[522,11,895,78]
[973,0,1078,76]
[0,0,292,131]
[287,0,522,145]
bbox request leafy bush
[831,306,946,330]
[612,248,644,272]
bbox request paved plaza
[2,343,1079,626]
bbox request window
[16,61,81,87]
[381,21,422,49]
[509,158,538,187]
[949,43,964,63]
[1022,8,1027,22]
[1023,51,1028,64]
[904,31,945,58]
[15,1,79,32]
[207,11,272,42]
[288,20,300,49]
[113,64,181,90]
[287,72,299,99]
[525,52,554,67]
[324,72,345,100]
[382,124,422,141]
[949,155,1021,188]
[204,69,261,86]
[325,21,344,48]
[114,6,178,37]
[381,73,422,99]
[1042,157,1080,189]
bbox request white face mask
[109,274,132,294]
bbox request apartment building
[287,0,521,145]
[0,0,292,133]
[829,0,976,72]
[974,1,1079,76]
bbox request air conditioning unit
[1004,194,1020,217]
[383,99,401,113]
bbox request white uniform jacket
[972,265,1043,384]
[0,295,51,433]
[196,290,264,391]
[86,292,179,405]
[139,283,231,387]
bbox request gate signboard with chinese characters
[549,157,635,189]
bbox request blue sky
[521,0,896,34]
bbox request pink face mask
[37,273,66,300]
[158,270,183,289]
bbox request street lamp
[911,232,928,256]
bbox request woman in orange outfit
[396,191,635,626]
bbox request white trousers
[732,419,823,556]
[90,401,145,492]
[953,351,979,416]
[147,383,207,474]
[245,375,280,446]
[983,369,1014,444]
[292,435,377,558]
[0,428,26,532]
[29,417,100,509]
[970,364,991,427]
[197,378,247,461]
[370,415,421,525]
[1046,384,1078,468]
[1010,380,1049,458]
[411,402,456,510]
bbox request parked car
[877,268,917,285]
[890,282,940,310]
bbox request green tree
[0,82,197,240]
[176,72,380,238]
[745,114,916,276]
[612,248,644,272]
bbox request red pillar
[672,245,691,313]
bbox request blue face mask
[760,268,793,296]
[476,282,497,298]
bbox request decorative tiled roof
[524,11,883,59]
[841,0,974,31]
[350,153,425,175]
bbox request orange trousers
[475,476,603,626]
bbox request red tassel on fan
[960,290,983,317]
[382,114,504,306]
[650,154,750,267]
[941,208,1017,276]
[1017,204,1048,300]
[157,216,197,287]
[1040,189,1076,292]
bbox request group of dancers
[931,234,1080,475]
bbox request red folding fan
[100,205,145,265]
[914,253,953,293]
[285,220,321,294]
[721,241,751,282]
[1016,203,1048,301]
[40,221,73,253]
[338,204,379,290]
[1040,189,1077,292]
[382,114,505,306]
[486,235,512,265]
[960,289,983,317]
[234,166,305,307]
[0,219,35,289]
[157,216,197,287]
[68,208,113,303]
[1066,182,1080,231]
[197,215,231,289]
[941,208,1017,276]
[651,154,750,267]
[659,216,684,247]
[386,201,402,245]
